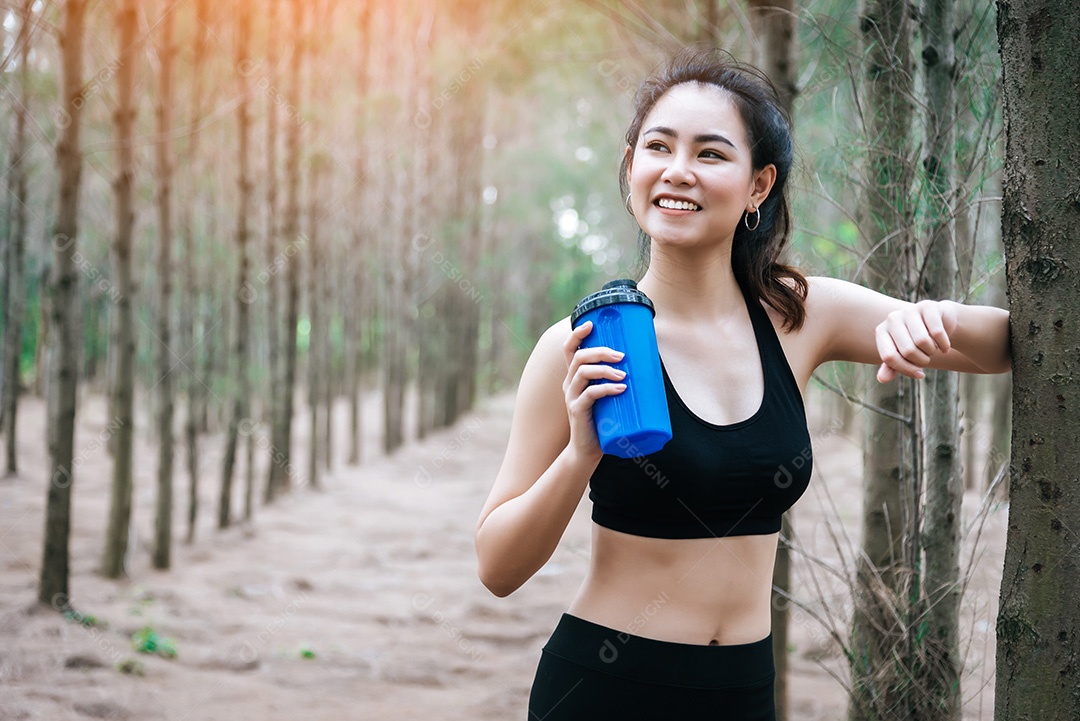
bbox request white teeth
[657,198,700,211]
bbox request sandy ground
[0,383,1006,720]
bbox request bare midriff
[566,523,778,647]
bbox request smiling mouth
[655,198,702,211]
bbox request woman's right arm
[474,318,626,597]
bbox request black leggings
[528,613,776,720]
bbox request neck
[635,241,745,326]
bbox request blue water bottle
[570,279,672,458]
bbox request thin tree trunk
[39,0,87,606]
[152,0,176,570]
[2,0,33,479]
[197,212,215,435]
[346,1,372,468]
[183,213,198,543]
[263,0,282,499]
[102,0,139,580]
[995,1,1080,718]
[323,271,332,473]
[182,0,208,544]
[220,0,253,528]
[382,6,409,454]
[33,264,49,397]
[269,0,304,496]
[917,0,963,717]
[306,156,324,492]
[849,1,919,718]
[243,403,255,521]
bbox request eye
[700,149,725,160]
[645,140,669,153]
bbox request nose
[660,149,695,186]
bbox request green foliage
[63,608,102,628]
[131,626,178,659]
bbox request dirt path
[0,387,1005,720]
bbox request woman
[474,48,1010,720]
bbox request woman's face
[626,82,774,250]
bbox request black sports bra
[588,284,812,539]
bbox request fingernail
[614,369,626,378]
[613,351,624,359]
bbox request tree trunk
[849,1,919,718]
[183,0,209,543]
[152,0,176,570]
[39,0,87,607]
[269,0,305,495]
[347,0,373,468]
[306,156,325,492]
[183,213,199,543]
[382,5,410,454]
[220,0,253,528]
[102,0,139,580]
[995,1,1080,718]
[917,0,964,717]
[2,0,33,479]
[263,0,282,497]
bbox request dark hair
[619,46,807,331]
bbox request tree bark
[39,0,87,606]
[2,0,33,479]
[220,0,253,528]
[382,5,410,454]
[268,0,305,495]
[183,0,209,544]
[917,1,964,717]
[995,0,1080,718]
[306,155,325,492]
[849,1,919,718]
[263,0,282,499]
[343,0,372,468]
[152,0,176,570]
[101,0,139,580]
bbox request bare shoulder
[764,275,895,380]
[760,276,841,388]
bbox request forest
[1,0,1078,720]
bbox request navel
[709,639,719,646]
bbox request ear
[748,164,777,211]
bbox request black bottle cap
[571,279,655,327]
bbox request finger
[566,363,627,399]
[876,324,927,379]
[563,321,593,367]
[582,381,627,402]
[889,314,936,363]
[568,383,626,422]
[919,302,952,353]
[878,360,926,382]
[566,348,625,387]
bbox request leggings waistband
[542,613,774,690]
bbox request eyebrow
[643,125,737,149]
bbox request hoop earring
[625,193,635,217]
[744,207,760,231]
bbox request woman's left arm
[808,276,1011,382]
